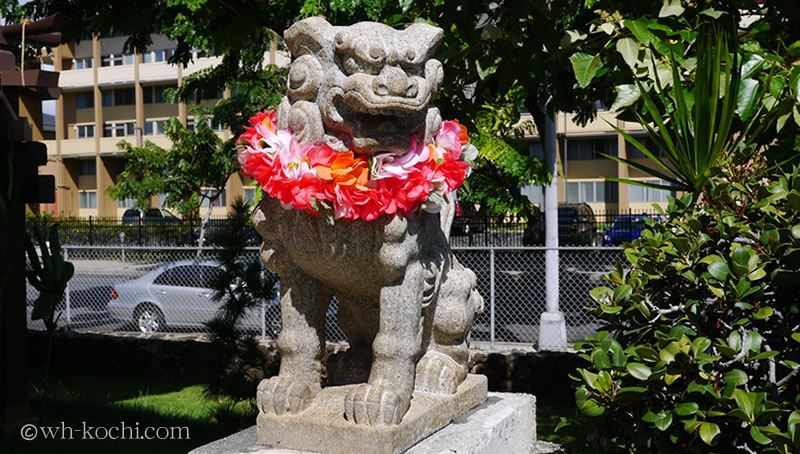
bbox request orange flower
[315,152,369,189]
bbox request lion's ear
[403,22,443,60]
[284,16,337,61]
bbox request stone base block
[188,388,537,454]
[256,374,487,454]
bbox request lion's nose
[373,66,414,98]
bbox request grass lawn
[4,366,584,453]
[3,368,255,454]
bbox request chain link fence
[27,245,624,349]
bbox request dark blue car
[603,215,654,245]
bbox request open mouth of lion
[333,100,427,155]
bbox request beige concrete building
[38,33,284,218]
[33,33,669,219]
[518,111,675,213]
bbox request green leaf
[575,388,605,417]
[791,333,800,343]
[731,247,751,277]
[699,8,725,19]
[778,112,791,133]
[729,331,742,351]
[626,362,652,380]
[613,284,633,301]
[610,84,641,112]
[708,262,732,281]
[590,287,613,303]
[593,350,611,370]
[654,412,673,431]
[659,0,685,17]
[570,52,602,88]
[616,38,639,70]
[754,306,773,320]
[750,426,772,445]
[624,19,652,46]
[699,422,720,445]
[734,389,754,418]
[737,79,760,120]
[674,401,699,416]
[725,369,749,386]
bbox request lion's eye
[368,46,385,62]
[344,57,361,75]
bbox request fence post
[489,247,495,349]
[539,107,567,351]
[89,215,93,246]
[64,247,71,330]
[120,232,126,265]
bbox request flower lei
[237,110,477,222]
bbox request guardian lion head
[277,17,444,156]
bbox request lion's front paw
[415,351,467,394]
[344,382,410,426]
[257,376,318,416]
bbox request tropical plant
[563,167,800,452]
[204,198,279,405]
[24,221,74,420]
[605,19,779,203]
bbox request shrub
[563,163,800,453]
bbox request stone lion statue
[253,17,484,426]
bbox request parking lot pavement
[72,259,160,276]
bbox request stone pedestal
[256,374,487,454]
[189,389,538,454]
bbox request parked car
[602,214,660,245]
[522,203,601,246]
[108,260,277,333]
[121,208,182,226]
[451,199,486,235]
[108,260,340,337]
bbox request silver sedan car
[107,260,279,333]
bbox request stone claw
[344,382,410,426]
[257,376,317,416]
[415,351,466,395]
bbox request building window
[187,118,196,131]
[78,160,96,175]
[143,86,153,104]
[73,57,92,69]
[101,54,125,67]
[155,120,168,135]
[76,124,95,139]
[114,88,135,106]
[627,138,666,159]
[567,181,618,203]
[202,189,226,207]
[117,197,137,208]
[144,121,154,135]
[154,50,165,62]
[103,122,136,138]
[101,90,112,107]
[567,138,618,160]
[243,188,257,205]
[629,180,675,203]
[154,84,175,103]
[79,191,98,209]
[75,91,94,109]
